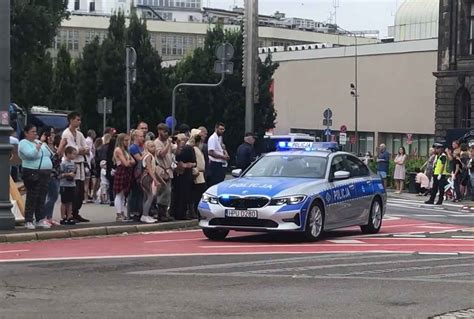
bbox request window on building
[74,0,79,10]
[455,88,472,128]
[470,3,474,55]
[89,1,95,12]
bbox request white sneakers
[24,220,51,230]
[36,219,51,229]
[24,222,36,230]
[140,215,157,224]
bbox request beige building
[266,38,437,157]
[52,14,378,62]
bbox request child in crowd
[415,167,430,196]
[59,146,77,225]
[99,160,109,204]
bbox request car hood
[212,177,325,197]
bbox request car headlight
[202,193,219,204]
[270,195,307,206]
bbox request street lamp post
[0,1,15,230]
[342,29,359,155]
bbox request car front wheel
[360,199,383,234]
[304,202,325,241]
[202,228,229,240]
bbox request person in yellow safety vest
[425,143,450,205]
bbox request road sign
[97,99,113,114]
[216,43,234,61]
[323,108,333,119]
[340,125,347,133]
[324,128,332,136]
[339,132,347,145]
[323,119,333,126]
[214,61,234,74]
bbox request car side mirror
[231,169,242,178]
[333,170,351,181]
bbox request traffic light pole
[0,1,15,230]
[243,0,258,134]
[171,72,225,135]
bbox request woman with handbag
[18,124,53,230]
[140,141,165,224]
[188,129,206,219]
[113,133,135,222]
[40,126,61,226]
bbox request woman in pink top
[393,147,407,194]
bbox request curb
[1,220,199,243]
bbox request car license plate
[225,210,258,218]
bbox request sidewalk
[386,189,474,209]
[0,201,198,243]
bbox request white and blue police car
[198,142,387,241]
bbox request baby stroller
[444,177,455,201]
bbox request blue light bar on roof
[277,141,339,151]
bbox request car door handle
[366,181,372,185]
[349,184,355,189]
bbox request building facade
[434,0,474,139]
[266,39,437,157]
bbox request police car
[198,142,387,241]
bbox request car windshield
[244,155,327,179]
[28,114,69,131]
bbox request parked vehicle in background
[9,104,69,138]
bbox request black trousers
[192,183,207,217]
[428,175,448,204]
[208,161,226,187]
[415,183,427,194]
[72,180,84,217]
[22,169,51,223]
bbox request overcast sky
[205,0,401,37]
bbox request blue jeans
[43,177,60,220]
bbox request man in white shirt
[57,112,90,223]
[207,122,229,187]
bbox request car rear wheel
[202,228,230,240]
[304,202,324,241]
[360,199,383,234]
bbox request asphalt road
[0,253,473,319]
[1,197,473,319]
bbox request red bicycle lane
[0,217,471,262]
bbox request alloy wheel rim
[372,201,382,229]
[310,207,322,237]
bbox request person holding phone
[18,124,53,230]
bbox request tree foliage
[171,26,278,159]
[10,0,69,108]
[51,45,75,110]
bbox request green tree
[51,45,75,110]
[127,10,167,129]
[75,38,102,132]
[171,26,278,160]
[98,11,127,131]
[10,0,69,108]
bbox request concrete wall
[271,40,438,137]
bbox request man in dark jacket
[236,132,257,171]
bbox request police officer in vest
[425,142,449,205]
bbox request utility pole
[125,46,137,133]
[243,0,258,133]
[0,1,15,230]
[350,35,359,155]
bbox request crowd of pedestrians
[375,140,474,204]
[15,111,253,230]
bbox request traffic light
[350,83,357,97]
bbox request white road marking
[416,225,456,229]
[452,236,474,239]
[200,243,474,248]
[0,250,29,254]
[413,214,447,217]
[327,240,365,244]
[0,251,422,263]
[393,234,426,238]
